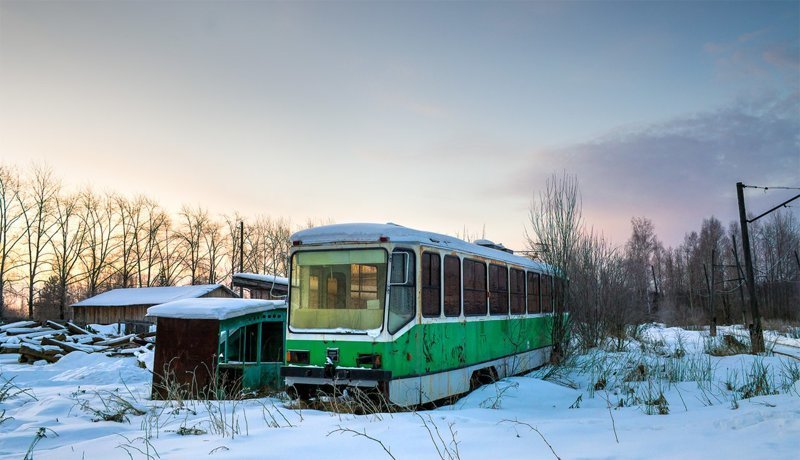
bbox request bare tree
[526,172,583,362]
[177,205,208,285]
[624,217,661,318]
[203,217,225,284]
[115,195,144,288]
[0,165,26,317]
[51,192,87,319]
[79,190,121,298]
[155,214,184,286]
[753,211,799,319]
[259,217,292,277]
[20,165,59,318]
[133,197,167,287]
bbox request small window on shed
[422,252,441,318]
[510,268,526,314]
[443,255,461,317]
[243,324,259,363]
[463,259,487,316]
[489,264,509,315]
[527,272,540,314]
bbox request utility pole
[737,182,764,353]
[239,221,244,298]
[737,182,800,353]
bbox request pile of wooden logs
[0,320,155,363]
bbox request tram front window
[290,249,387,331]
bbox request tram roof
[291,223,553,272]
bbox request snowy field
[1,324,799,460]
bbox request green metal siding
[285,315,553,378]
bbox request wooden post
[704,262,716,337]
[686,248,694,314]
[650,265,659,315]
[711,248,716,336]
[736,182,765,353]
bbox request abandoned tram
[280,223,560,406]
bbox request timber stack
[0,320,155,364]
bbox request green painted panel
[217,309,287,392]
[286,315,554,379]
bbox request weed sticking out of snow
[704,334,749,356]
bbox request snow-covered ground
[1,324,798,460]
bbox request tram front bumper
[281,365,391,387]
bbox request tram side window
[422,252,441,318]
[389,250,416,333]
[527,272,540,314]
[541,274,553,312]
[510,268,526,314]
[489,264,509,315]
[463,259,487,316]
[443,255,461,317]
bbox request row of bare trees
[527,173,799,355]
[0,164,298,321]
[658,211,799,326]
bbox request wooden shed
[71,284,237,325]
[232,273,289,299]
[147,298,287,399]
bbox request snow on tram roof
[291,223,551,272]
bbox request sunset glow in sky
[1,1,798,250]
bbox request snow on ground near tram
[1,324,799,460]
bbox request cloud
[763,44,800,70]
[704,28,799,80]
[738,29,767,43]
[499,93,800,246]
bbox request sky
[1,1,798,251]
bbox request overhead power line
[742,185,800,191]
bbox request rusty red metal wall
[151,317,219,399]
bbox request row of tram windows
[420,251,561,319]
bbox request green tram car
[281,223,561,407]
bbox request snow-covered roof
[291,223,551,272]
[232,273,289,286]
[146,298,286,320]
[73,284,233,307]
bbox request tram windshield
[289,249,387,331]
